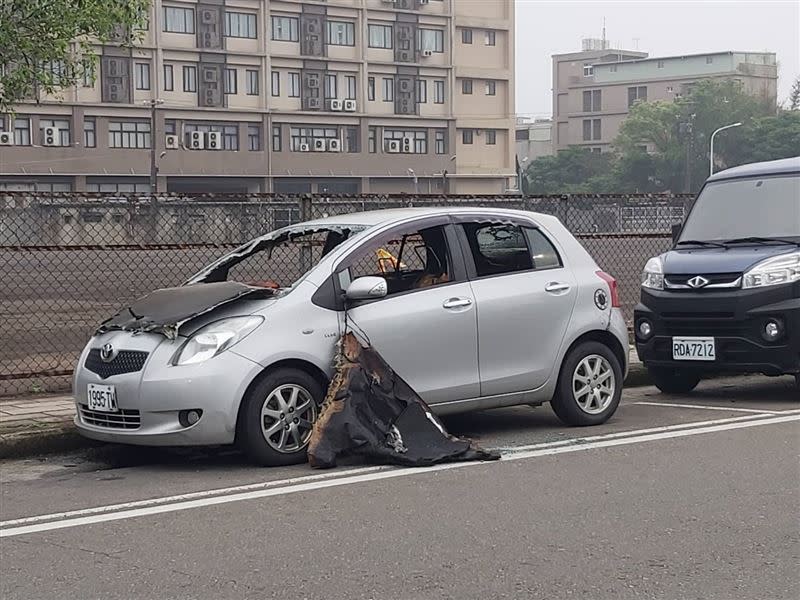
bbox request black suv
[635,156,800,393]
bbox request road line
[632,401,783,414]
[2,413,798,539]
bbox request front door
[336,222,479,404]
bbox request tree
[719,110,800,167]
[789,76,800,111]
[524,147,613,195]
[0,0,150,112]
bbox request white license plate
[87,384,118,412]
[672,337,716,361]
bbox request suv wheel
[551,342,623,426]
[238,368,323,466]
[647,367,701,395]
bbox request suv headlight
[742,251,800,289]
[174,316,263,366]
[641,256,664,290]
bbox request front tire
[238,368,323,466]
[647,367,701,394]
[551,342,623,426]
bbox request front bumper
[634,286,800,376]
[73,332,264,446]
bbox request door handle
[545,282,571,293]
[443,297,473,309]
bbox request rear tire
[238,368,323,467]
[647,367,701,395]
[551,341,623,426]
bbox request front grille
[665,273,741,289]
[79,404,141,429]
[85,349,148,379]
[661,314,748,337]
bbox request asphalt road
[1,376,798,600]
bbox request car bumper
[634,289,800,376]
[73,332,264,446]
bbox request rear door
[456,217,578,397]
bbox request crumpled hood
[97,281,277,339]
[662,245,797,275]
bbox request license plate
[87,383,118,412]
[672,337,716,361]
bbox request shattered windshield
[188,224,370,289]
[679,174,800,243]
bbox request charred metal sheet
[96,281,271,339]
[308,333,500,469]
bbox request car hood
[662,245,797,275]
[97,281,278,339]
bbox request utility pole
[679,111,696,194]
[144,99,164,194]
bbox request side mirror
[345,276,388,302]
[671,223,682,244]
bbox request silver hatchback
[74,208,629,466]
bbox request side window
[462,223,533,277]
[341,225,452,296]
[525,228,562,270]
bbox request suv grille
[664,273,741,290]
[79,405,141,429]
[85,349,148,379]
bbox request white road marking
[632,401,783,414]
[2,413,798,539]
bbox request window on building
[486,130,497,145]
[706,55,713,64]
[289,126,339,151]
[435,130,446,154]
[591,147,602,154]
[163,64,174,91]
[288,72,300,97]
[516,129,529,141]
[163,5,195,33]
[434,80,445,104]
[610,65,617,72]
[39,118,71,146]
[82,62,95,87]
[109,121,151,149]
[657,60,664,68]
[368,24,393,49]
[44,60,66,85]
[382,129,427,154]
[416,79,427,103]
[382,77,393,102]
[13,117,31,146]
[345,127,359,153]
[86,181,149,194]
[248,124,261,151]
[582,89,601,112]
[462,129,473,144]
[135,62,151,90]
[327,20,355,46]
[593,118,602,140]
[183,65,197,92]
[271,125,281,152]
[271,71,280,97]
[246,70,259,95]
[184,123,239,150]
[462,79,473,95]
[485,30,496,46]
[368,127,377,153]
[462,29,473,44]
[418,28,444,53]
[666,85,674,93]
[165,120,176,136]
[345,75,357,100]
[583,64,594,77]
[83,118,96,148]
[271,16,299,41]
[324,74,337,99]
[627,86,647,107]
[485,80,496,96]
[224,68,237,94]
[225,11,257,39]
[368,77,375,101]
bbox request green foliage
[0,0,150,112]
[524,147,613,195]
[789,77,800,111]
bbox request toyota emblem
[687,276,710,289]
[100,343,117,363]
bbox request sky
[514,0,800,117]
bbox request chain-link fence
[0,192,691,395]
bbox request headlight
[641,256,664,290]
[174,316,263,366]
[742,251,800,289]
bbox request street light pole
[143,99,165,193]
[709,122,742,176]
[407,168,419,195]
[517,156,528,195]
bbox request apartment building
[553,45,778,152]
[515,117,553,165]
[0,0,515,194]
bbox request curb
[0,424,101,460]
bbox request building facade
[553,47,778,152]
[0,0,515,194]
[514,117,553,166]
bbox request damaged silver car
[74,208,629,466]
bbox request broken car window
[462,222,533,277]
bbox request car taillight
[596,271,620,308]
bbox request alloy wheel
[572,354,615,415]
[260,384,317,453]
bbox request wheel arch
[554,329,627,398]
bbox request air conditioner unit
[0,132,14,146]
[188,131,205,150]
[200,9,217,24]
[306,75,320,88]
[420,0,430,4]
[305,21,319,34]
[307,97,322,110]
[328,99,343,111]
[42,127,60,146]
[421,49,432,58]
[385,139,401,153]
[165,134,180,149]
[206,131,222,150]
[381,0,394,3]
[402,136,413,153]
[327,139,342,152]
[299,143,311,152]
[398,50,413,62]
[202,32,215,48]
[398,79,412,93]
[313,138,326,151]
[343,99,357,112]
[203,68,218,83]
